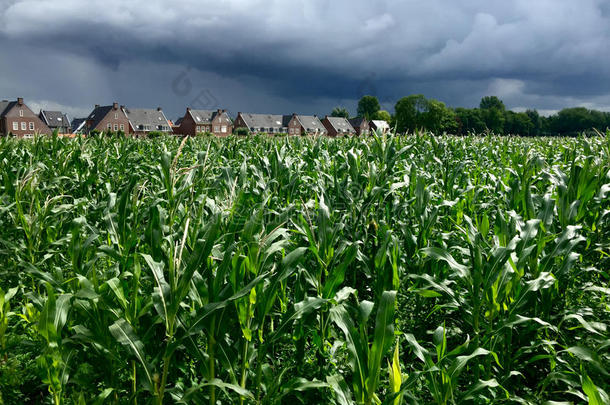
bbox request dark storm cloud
[1,0,610,118]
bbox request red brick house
[84,102,131,134]
[348,117,370,136]
[233,113,292,135]
[124,107,173,136]
[321,116,356,137]
[286,114,327,136]
[174,108,232,136]
[0,98,51,137]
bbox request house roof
[239,113,291,129]
[326,117,356,132]
[0,101,16,116]
[188,109,216,124]
[86,105,119,130]
[349,117,368,128]
[41,110,70,128]
[124,108,170,131]
[295,115,326,132]
[71,118,86,133]
[186,109,232,124]
[371,120,390,130]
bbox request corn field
[0,133,608,404]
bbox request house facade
[0,98,51,137]
[124,107,173,136]
[174,108,232,136]
[286,114,327,136]
[348,117,370,136]
[234,113,293,135]
[321,116,356,137]
[370,120,390,134]
[84,103,131,134]
[39,110,71,134]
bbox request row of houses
[0,98,390,137]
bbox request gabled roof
[71,118,86,133]
[349,117,367,128]
[187,109,232,124]
[125,108,170,131]
[326,117,355,132]
[0,101,17,117]
[188,110,215,124]
[239,113,291,129]
[371,120,390,130]
[295,115,326,132]
[41,110,70,128]
[86,105,117,130]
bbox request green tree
[331,107,350,118]
[504,111,534,136]
[375,110,392,123]
[357,96,381,120]
[525,109,541,136]
[394,94,427,133]
[480,96,506,134]
[455,108,486,135]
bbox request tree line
[331,95,610,136]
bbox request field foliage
[0,133,608,404]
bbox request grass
[0,132,608,404]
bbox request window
[21,122,26,130]
[114,124,118,131]
[19,110,23,117]
[108,123,112,129]
[29,122,34,130]
[250,127,255,132]
[289,128,294,134]
[12,122,18,131]
[221,126,227,133]
[120,124,124,131]
[214,126,219,132]
[114,113,118,119]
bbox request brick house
[124,107,173,136]
[370,120,390,134]
[39,110,71,134]
[0,98,51,137]
[84,102,130,134]
[348,117,370,136]
[233,113,293,135]
[174,108,232,136]
[286,114,327,136]
[321,116,356,137]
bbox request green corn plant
[329,290,397,405]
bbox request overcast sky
[1,0,610,120]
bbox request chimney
[157,107,162,111]
[95,104,100,109]
[113,102,118,110]
[17,97,23,105]
[186,107,191,112]
[217,109,221,114]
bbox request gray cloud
[1,0,610,119]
